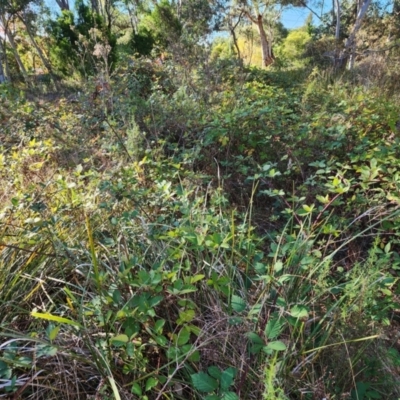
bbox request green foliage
[130,26,155,57]
[191,367,238,399]
[279,29,311,62]
[141,0,182,51]
[2,36,400,400]
[46,0,117,76]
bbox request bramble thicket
[1,0,400,398]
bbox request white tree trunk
[334,0,341,40]
[344,0,371,69]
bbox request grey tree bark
[55,0,70,11]
[17,13,60,90]
[334,0,340,40]
[344,0,372,69]
[0,17,30,85]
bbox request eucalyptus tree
[232,0,283,67]
[0,0,30,84]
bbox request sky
[281,6,315,29]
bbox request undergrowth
[1,60,400,399]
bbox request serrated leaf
[188,324,201,336]
[175,326,190,346]
[191,372,218,392]
[231,295,246,313]
[265,340,287,351]
[149,295,164,307]
[249,343,263,354]
[131,382,142,396]
[208,366,221,379]
[246,332,264,344]
[177,309,195,324]
[265,316,284,340]
[290,305,309,319]
[145,376,158,391]
[220,367,237,391]
[36,344,58,357]
[188,349,200,362]
[221,392,240,400]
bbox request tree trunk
[90,0,100,14]
[0,38,11,83]
[394,0,400,15]
[1,17,30,85]
[255,14,274,67]
[55,0,70,11]
[344,0,371,70]
[18,14,60,90]
[0,39,8,83]
[334,0,341,40]
[228,12,242,61]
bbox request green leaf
[131,382,142,396]
[274,260,283,272]
[246,332,264,344]
[290,305,309,319]
[249,343,264,354]
[221,392,240,400]
[220,367,237,391]
[265,316,284,340]
[36,344,58,357]
[191,372,218,393]
[111,334,129,346]
[190,274,205,283]
[228,317,243,325]
[175,326,191,346]
[149,295,164,307]
[47,325,60,341]
[208,366,222,379]
[188,349,200,362]
[231,295,246,313]
[145,376,158,392]
[177,309,195,324]
[316,194,329,204]
[302,204,313,213]
[154,335,168,346]
[154,319,166,334]
[0,360,12,379]
[265,341,287,352]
